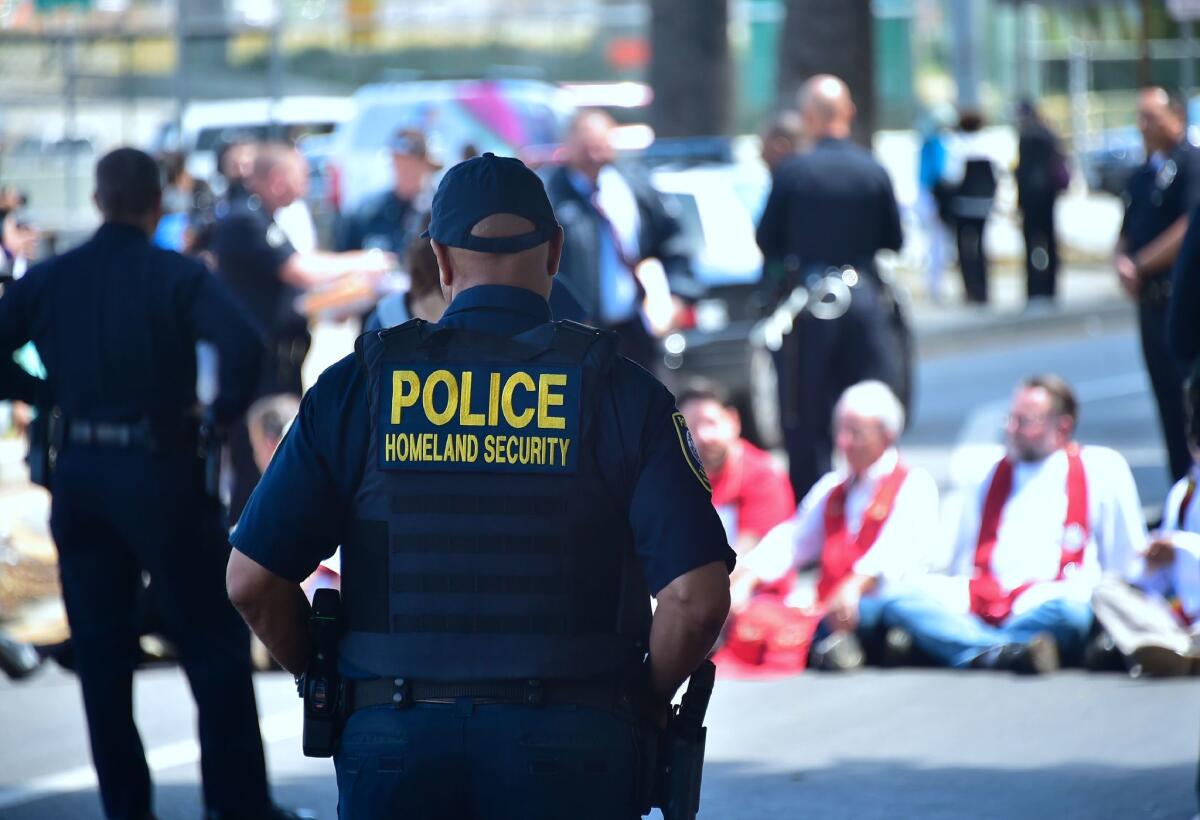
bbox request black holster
[300,588,346,758]
[27,394,61,491]
[637,660,716,820]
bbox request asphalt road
[1,316,1195,820]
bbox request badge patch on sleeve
[379,363,581,474]
[672,412,711,493]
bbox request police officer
[755,74,907,501]
[211,143,392,522]
[336,128,438,256]
[1116,86,1200,482]
[226,153,734,819]
[0,148,299,820]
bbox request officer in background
[756,74,906,502]
[0,148,299,820]
[336,128,439,255]
[212,143,392,522]
[1116,86,1200,483]
[227,153,733,819]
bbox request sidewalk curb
[913,298,1134,357]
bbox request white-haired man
[725,380,939,671]
[884,374,1145,673]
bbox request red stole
[968,444,1089,625]
[817,463,910,603]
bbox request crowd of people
[0,69,1198,817]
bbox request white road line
[0,710,301,811]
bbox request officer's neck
[103,214,155,238]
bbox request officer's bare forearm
[226,549,312,675]
[1134,215,1189,276]
[648,561,730,705]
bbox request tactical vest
[340,318,651,681]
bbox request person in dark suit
[1016,101,1068,302]
[755,74,906,501]
[543,110,690,371]
[1117,87,1200,482]
[0,148,300,820]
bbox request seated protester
[884,374,1145,674]
[1092,445,1200,677]
[678,381,794,555]
[717,380,939,673]
[365,220,448,331]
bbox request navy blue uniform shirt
[232,284,734,595]
[0,222,262,425]
[211,195,300,338]
[1169,202,1200,369]
[1121,139,1200,257]
[757,137,903,271]
[336,190,426,255]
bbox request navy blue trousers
[335,702,642,819]
[50,446,271,819]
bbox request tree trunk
[777,0,876,145]
[648,0,731,138]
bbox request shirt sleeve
[1168,204,1200,368]
[734,448,796,539]
[853,468,940,581]
[877,170,904,252]
[215,213,296,279]
[1090,448,1148,577]
[1183,145,1200,214]
[0,263,36,359]
[620,364,735,595]
[230,356,367,582]
[755,173,789,260]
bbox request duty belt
[347,676,626,712]
[66,417,198,452]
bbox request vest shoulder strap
[550,320,618,370]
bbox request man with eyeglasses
[880,375,1146,674]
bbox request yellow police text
[390,368,568,430]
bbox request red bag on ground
[714,596,823,679]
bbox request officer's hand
[1145,537,1177,568]
[1115,254,1140,298]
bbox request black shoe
[972,632,1060,675]
[0,634,43,680]
[1129,645,1199,678]
[1082,631,1124,672]
[881,626,915,668]
[811,630,864,671]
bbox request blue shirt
[232,284,733,595]
[0,222,262,425]
[1122,139,1200,257]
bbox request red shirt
[710,439,796,541]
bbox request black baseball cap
[422,152,560,254]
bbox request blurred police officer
[0,148,299,820]
[212,144,392,522]
[336,128,438,256]
[227,153,733,819]
[756,74,906,501]
[1116,87,1200,482]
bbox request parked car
[322,79,575,215]
[1082,124,1143,198]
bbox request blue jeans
[335,701,641,820]
[880,588,1094,668]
